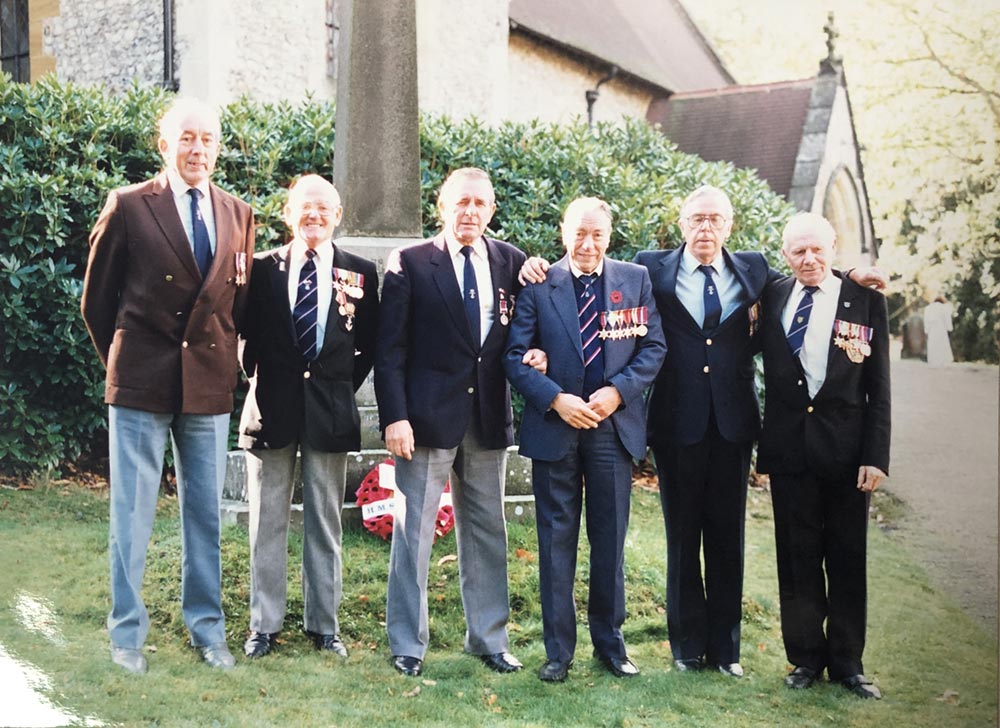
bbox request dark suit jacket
[375,234,526,450]
[756,272,891,480]
[81,173,255,415]
[634,245,776,447]
[504,257,667,462]
[237,243,379,453]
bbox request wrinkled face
[284,179,343,248]
[158,110,220,187]
[562,207,611,274]
[680,192,733,265]
[438,176,496,245]
[782,230,835,287]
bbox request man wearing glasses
[520,185,884,678]
[635,185,882,678]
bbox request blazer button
[165,275,173,282]
[175,311,184,317]
[797,379,804,386]
[706,338,713,346]
[209,343,216,349]
[304,371,311,379]
[807,405,814,413]
[467,387,475,394]
[703,365,710,373]
[182,341,189,348]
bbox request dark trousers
[653,420,751,665]
[770,471,870,680]
[532,420,633,663]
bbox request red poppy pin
[610,290,623,304]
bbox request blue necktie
[293,250,319,360]
[578,274,604,396]
[699,264,721,330]
[786,285,819,357]
[188,188,213,278]
[461,246,481,347]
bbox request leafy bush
[0,74,791,475]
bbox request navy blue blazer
[375,234,526,450]
[635,245,776,447]
[503,256,666,462]
[756,272,891,480]
[238,243,379,453]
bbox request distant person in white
[924,295,954,366]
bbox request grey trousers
[386,428,511,658]
[246,442,348,635]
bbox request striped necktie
[786,285,819,357]
[578,274,604,395]
[293,249,319,360]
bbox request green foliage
[0,74,792,475]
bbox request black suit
[239,244,378,452]
[634,245,777,666]
[756,272,890,680]
[237,242,378,637]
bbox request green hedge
[0,74,792,475]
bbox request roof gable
[509,0,733,93]
[647,79,816,197]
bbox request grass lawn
[0,475,996,727]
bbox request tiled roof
[647,79,816,197]
[509,0,734,94]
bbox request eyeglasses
[685,214,728,230]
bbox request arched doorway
[822,165,866,268]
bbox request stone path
[885,356,998,637]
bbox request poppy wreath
[355,458,456,541]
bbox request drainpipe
[162,0,178,91]
[586,65,618,128]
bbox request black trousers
[769,471,870,680]
[654,420,751,665]
[532,420,633,663]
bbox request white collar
[682,245,723,275]
[165,167,211,199]
[568,258,605,278]
[290,238,334,263]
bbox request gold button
[706,338,713,346]
[176,311,183,317]
[807,406,814,413]
[467,387,475,394]
[181,341,189,348]
[209,343,216,349]
[797,380,803,386]
[165,275,173,282]
[703,365,710,373]
[303,371,311,379]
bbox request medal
[500,313,509,326]
[234,252,247,286]
[636,324,648,336]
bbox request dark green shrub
[0,74,791,475]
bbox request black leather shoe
[785,665,820,689]
[596,654,640,677]
[841,674,882,699]
[308,632,348,657]
[392,655,423,676]
[713,662,744,678]
[673,658,703,672]
[480,652,523,673]
[243,631,277,659]
[538,659,572,682]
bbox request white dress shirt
[781,273,842,398]
[287,239,334,353]
[444,233,495,346]
[165,167,217,255]
[676,246,743,327]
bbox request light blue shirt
[676,246,745,327]
[165,167,218,256]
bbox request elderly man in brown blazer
[81,97,255,674]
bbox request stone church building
[4,0,875,265]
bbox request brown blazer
[81,172,255,415]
